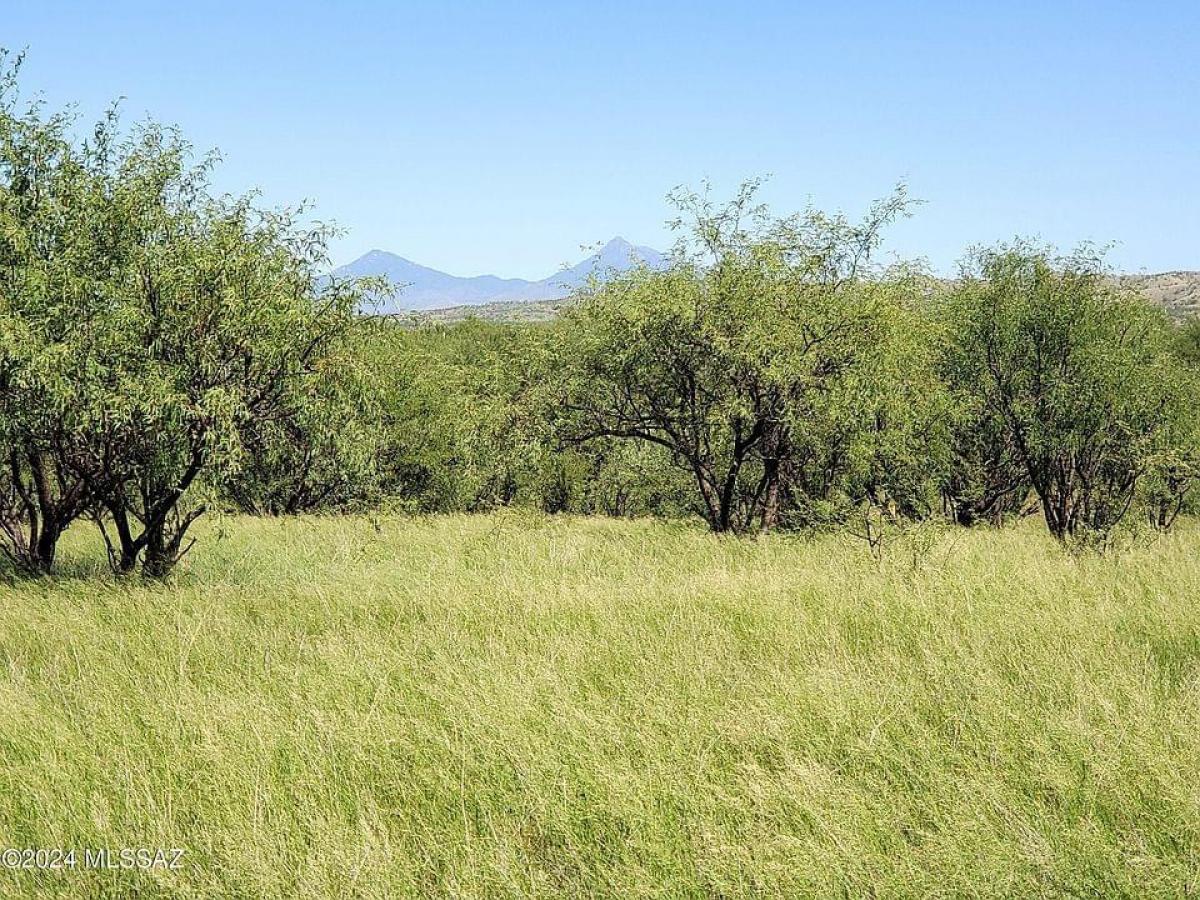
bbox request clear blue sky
[5,0,1197,276]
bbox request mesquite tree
[0,55,363,576]
[945,244,1186,544]
[89,134,362,576]
[0,56,120,573]
[555,181,938,533]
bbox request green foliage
[3,52,1200,570]
[216,320,379,516]
[943,244,1187,545]
[1171,315,1200,368]
[0,53,115,573]
[554,181,945,533]
[1141,321,1200,529]
[237,317,699,522]
[0,54,364,576]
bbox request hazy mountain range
[334,238,1200,326]
[333,237,665,313]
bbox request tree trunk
[101,499,141,574]
[141,524,173,579]
[760,457,782,532]
[30,522,60,574]
[757,421,787,532]
[0,452,89,577]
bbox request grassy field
[0,513,1197,898]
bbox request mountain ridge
[334,241,1200,322]
[335,237,665,312]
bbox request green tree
[555,181,930,533]
[0,54,123,573]
[90,133,361,575]
[222,318,395,516]
[0,54,365,575]
[1141,316,1200,530]
[945,244,1183,544]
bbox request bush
[942,244,1187,545]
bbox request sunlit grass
[0,512,1197,897]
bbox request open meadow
[0,513,1197,898]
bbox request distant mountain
[337,241,1200,321]
[543,239,666,293]
[334,237,666,312]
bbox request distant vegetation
[413,269,1200,325]
[1,55,1199,579]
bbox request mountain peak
[334,237,667,313]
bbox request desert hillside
[1123,271,1200,318]
[405,271,1200,324]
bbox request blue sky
[5,1,1197,276]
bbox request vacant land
[0,514,1197,898]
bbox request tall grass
[0,512,1197,897]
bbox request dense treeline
[198,192,1200,553]
[228,189,1200,552]
[2,58,1198,577]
